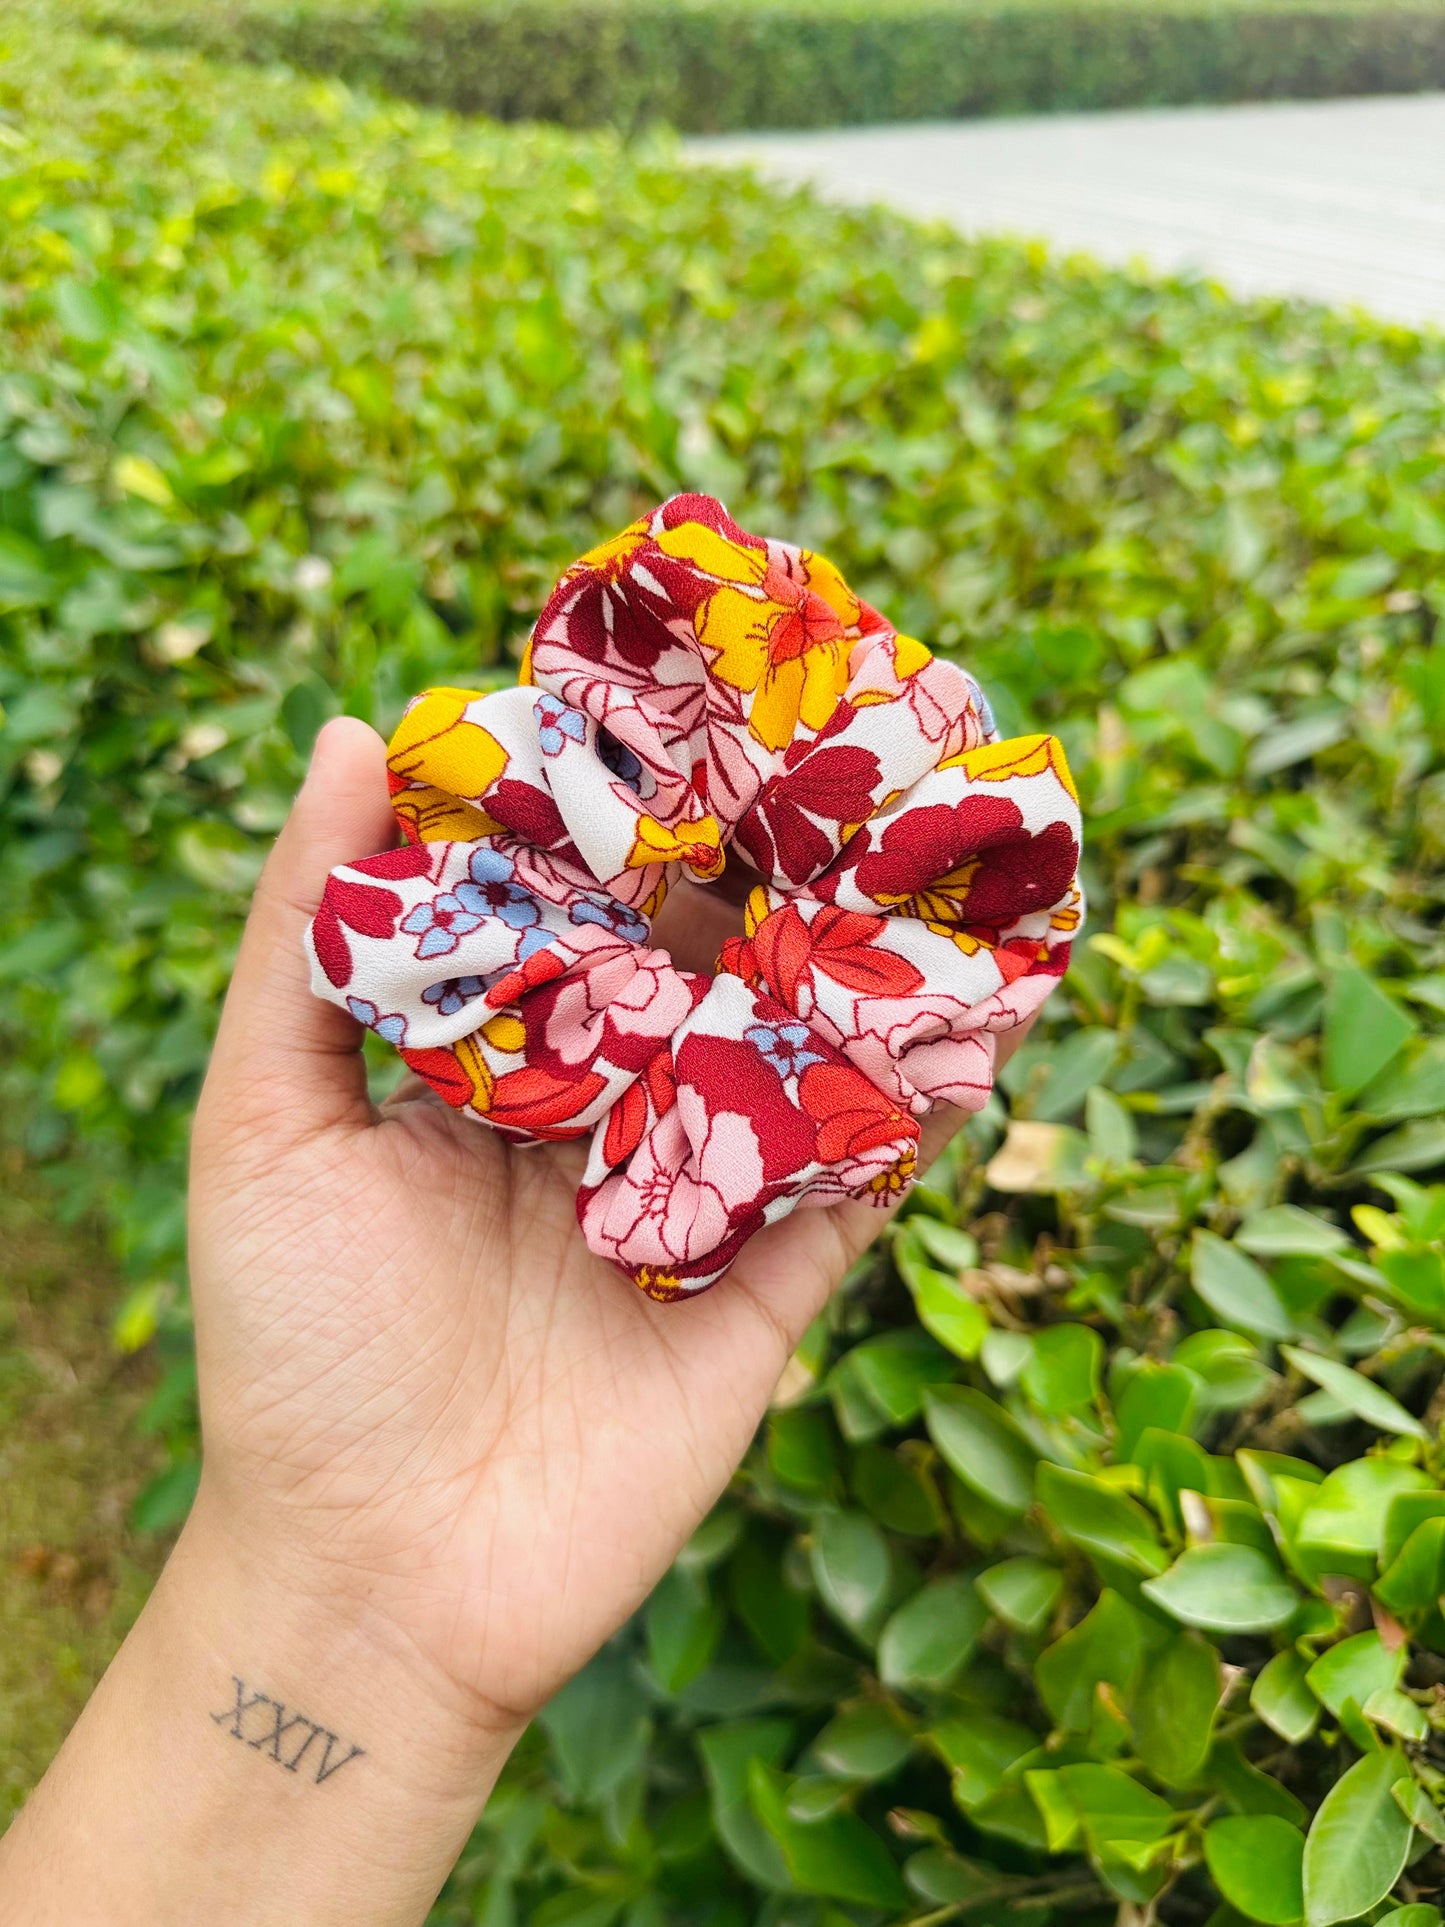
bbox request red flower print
[735,740,882,884]
[311,873,411,988]
[486,778,571,851]
[352,844,436,883]
[960,818,1080,926]
[848,793,1080,928]
[487,1064,608,1137]
[675,1029,817,1185]
[600,1047,680,1168]
[398,1035,491,1111]
[749,903,926,1008]
[798,1061,920,1164]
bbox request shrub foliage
[87,0,1445,134]
[5,24,1445,1927]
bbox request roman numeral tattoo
[211,1676,365,1786]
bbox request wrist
[166,1478,526,1803]
[1,1481,522,1926]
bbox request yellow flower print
[686,540,860,753]
[391,785,501,845]
[387,687,510,801]
[942,732,1079,804]
[625,810,725,879]
[574,514,652,580]
[634,1266,686,1302]
[868,1145,918,1197]
[450,1032,494,1115]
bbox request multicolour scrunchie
[305,495,1083,1299]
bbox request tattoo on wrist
[211,1676,365,1785]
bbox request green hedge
[6,20,1445,1927]
[84,0,1445,133]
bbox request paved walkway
[689,94,1445,329]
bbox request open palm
[188,717,992,1736]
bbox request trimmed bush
[86,0,1445,133]
[5,21,1445,1927]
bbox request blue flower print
[536,694,588,758]
[465,847,544,932]
[745,1021,825,1080]
[517,924,553,962]
[597,727,643,794]
[569,892,649,944]
[421,975,486,1018]
[346,998,408,1046]
[400,890,485,960]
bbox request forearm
[0,1488,519,1926]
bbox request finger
[199,717,396,1146]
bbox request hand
[3,715,1035,1925]
[188,715,1004,1733]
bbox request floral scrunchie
[305,494,1084,1300]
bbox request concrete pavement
[689,94,1445,329]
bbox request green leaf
[811,1703,913,1781]
[878,1575,986,1691]
[1087,1084,1139,1164]
[1036,1589,1145,1731]
[1359,1040,1445,1122]
[1252,1650,1320,1745]
[1391,1783,1445,1850]
[645,1567,723,1693]
[851,1443,946,1538]
[929,1709,1036,1809]
[540,1654,651,1804]
[1352,1118,1445,1177]
[1174,1330,1273,1412]
[1130,1632,1220,1787]
[848,1329,957,1425]
[768,1407,839,1496]
[1293,1459,1433,1582]
[1020,1026,1120,1122]
[749,1762,909,1910]
[977,1556,1062,1634]
[1236,1206,1351,1258]
[1046,1762,1174,1863]
[1378,1909,1445,1927]
[697,1719,794,1890]
[1324,966,1416,1099]
[1377,1517,1445,1614]
[1143,1544,1298,1633]
[1384,1490,1445,1567]
[907,1217,979,1271]
[1192,1232,1296,1340]
[1116,1360,1198,1459]
[0,529,57,608]
[128,1457,200,1535]
[1209,1739,1309,1825]
[1037,1463,1168,1575]
[1281,1348,1427,1439]
[1306,1632,1403,1719]
[810,1511,891,1640]
[1205,1815,1305,1925]
[1302,1747,1413,1927]
[923,1387,1036,1513]
[902,1264,988,1362]
[1020,1322,1103,1414]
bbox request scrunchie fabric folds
[305,495,1084,1299]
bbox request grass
[0,1174,167,1817]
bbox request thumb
[197,716,396,1152]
